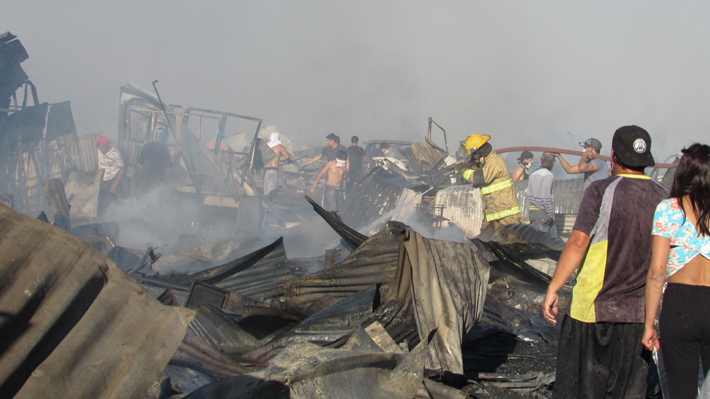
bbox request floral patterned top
[652,197,710,277]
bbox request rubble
[0,204,194,399]
[1,33,670,399]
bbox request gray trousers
[324,185,343,211]
[263,168,278,197]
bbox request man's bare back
[265,144,289,168]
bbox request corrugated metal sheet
[555,213,577,241]
[304,195,368,249]
[290,285,378,344]
[0,203,194,399]
[389,230,490,372]
[340,168,424,231]
[476,222,566,252]
[283,222,404,307]
[514,178,586,217]
[49,133,85,174]
[433,185,485,238]
[158,237,295,301]
[78,135,98,172]
[409,138,449,171]
[1,103,89,218]
[18,150,45,215]
[123,140,143,180]
[64,170,102,222]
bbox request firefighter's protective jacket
[461,151,521,224]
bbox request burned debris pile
[0,32,592,399]
[1,196,567,398]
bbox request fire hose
[495,146,678,169]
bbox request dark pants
[99,176,121,212]
[345,168,363,196]
[659,283,710,399]
[554,315,650,399]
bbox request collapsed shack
[1,33,89,219]
[117,83,260,201]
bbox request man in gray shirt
[554,137,610,189]
[527,152,557,237]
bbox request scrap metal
[0,204,194,399]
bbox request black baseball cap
[517,151,534,161]
[579,138,602,152]
[612,125,655,167]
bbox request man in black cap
[542,125,667,399]
[512,150,534,181]
[554,137,610,188]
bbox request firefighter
[456,134,522,226]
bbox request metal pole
[151,80,177,140]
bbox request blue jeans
[529,209,557,237]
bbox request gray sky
[6,1,710,161]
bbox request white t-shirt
[97,147,124,181]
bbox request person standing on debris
[455,134,522,225]
[136,127,181,190]
[97,135,125,207]
[542,126,667,399]
[512,150,534,181]
[302,133,349,170]
[346,135,366,195]
[526,152,557,237]
[310,150,347,211]
[553,137,610,189]
[367,142,390,171]
[642,143,710,399]
[262,131,291,199]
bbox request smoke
[7,1,710,161]
[7,1,710,269]
[100,186,201,251]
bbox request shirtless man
[263,132,291,198]
[310,150,347,211]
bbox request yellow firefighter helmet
[460,134,491,155]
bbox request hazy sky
[6,1,710,161]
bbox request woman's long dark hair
[669,143,710,236]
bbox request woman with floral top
[642,143,710,399]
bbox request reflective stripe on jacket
[462,151,521,223]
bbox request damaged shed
[1,32,89,218]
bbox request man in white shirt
[97,136,124,208]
